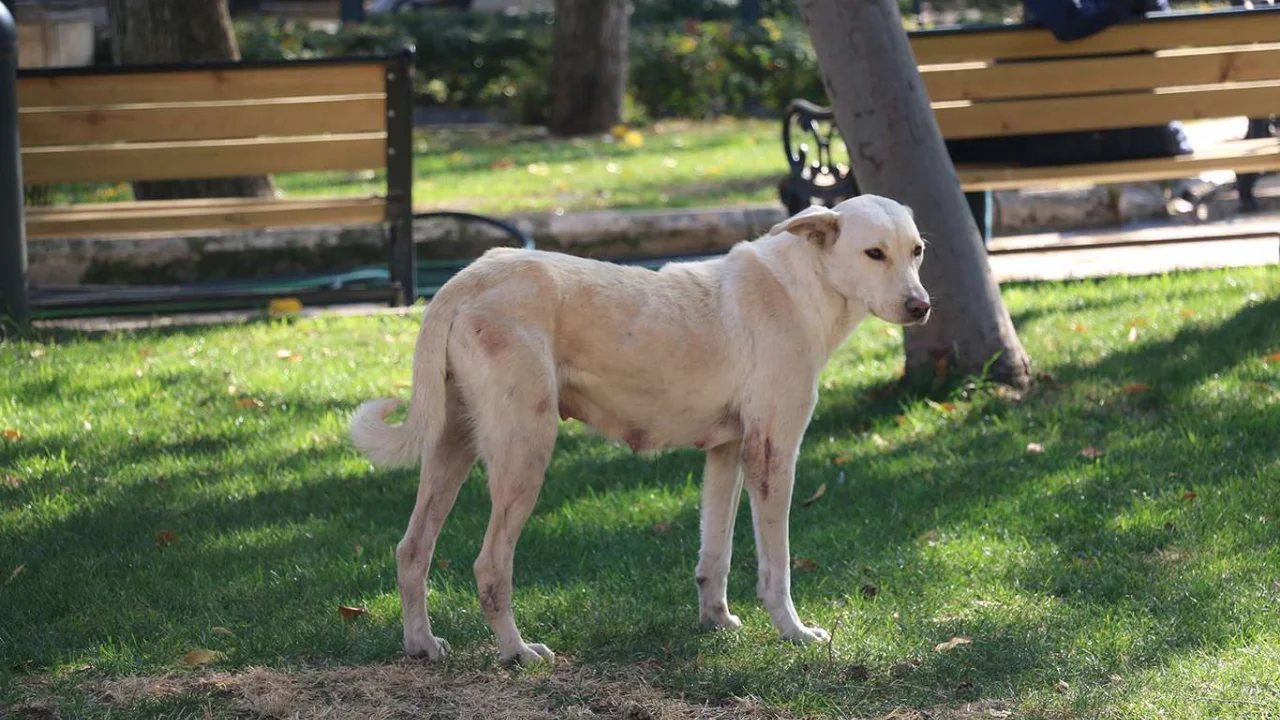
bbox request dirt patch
[15,662,790,720]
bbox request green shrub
[234,12,829,125]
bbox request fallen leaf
[338,605,367,619]
[435,557,449,570]
[918,529,941,545]
[82,420,92,431]
[235,397,265,409]
[832,456,847,466]
[793,557,819,571]
[489,157,515,170]
[1026,442,1045,454]
[2,429,21,441]
[956,679,974,693]
[860,583,879,599]
[1109,673,1123,684]
[1080,446,1104,460]
[1182,491,1198,502]
[1070,322,1089,333]
[1127,326,1139,343]
[1264,352,1280,364]
[1055,680,1070,693]
[801,483,827,506]
[268,298,303,316]
[934,355,949,378]
[29,348,45,359]
[182,649,222,666]
[211,627,235,637]
[275,349,294,359]
[288,353,303,363]
[893,415,907,425]
[652,522,672,533]
[934,636,972,653]
[1124,383,1151,394]
[6,564,24,584]
[890,661,918,678]
[155,529,178,547]
[3,475,20,489]
[139,348,153,358]
[871,433,888,448]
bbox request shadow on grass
[2,295,1277,715]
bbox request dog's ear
[769,207,841,248]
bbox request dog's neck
[752,234,870,359]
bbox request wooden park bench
[17,52,421,309]
[781,7,1280,232]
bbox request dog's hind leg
[696,440,744,630]
[397,383,476,661]
[454,314,560,666]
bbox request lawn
[30,119,788,216]
[2,266,1279,719]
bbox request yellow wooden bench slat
[957,137,1280,191]
[22,132,387,185]
[922,43,1280,102]
[934,80,1280,139]
[910,10,1280,64]
[19,95,387,146]
[17,63,388,108]
[25,197,389,240]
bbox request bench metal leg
[385,50,417,306]
[965,190,992,249]
[0,5,28,332]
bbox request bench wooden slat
[18,63,388,108]
[910,10,1280,64]
[935,80,1280,139]
[19,94,387,146]
[957,137,1280,190]
[922,44,1280,102]
[25,197,388,239]
[22,132,387,184]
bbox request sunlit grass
[2,265,1278,718]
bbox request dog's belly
[557,373,743,452]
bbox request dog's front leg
[741,413,829,645]
[696,440,744,630]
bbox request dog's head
[770,195,931,325]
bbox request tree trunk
[548,0,628,136]
[797,0,1031,389]
[107,0,274,200]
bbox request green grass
[30,119,787,215]
[2,266,1279,718]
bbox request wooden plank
[25,196,385,215]
[22,132,387,184]
[910,10,1280,64]
[18,63,387,108]
[25,196,387,239]
[935,81,1280,139]
[922,44,1280,102]
[956,138,1280,190]
[19,94,386,146]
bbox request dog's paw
[700,609,743,631]
[503,642,556,667]
[783,625,830,645]
[405,635,451,662]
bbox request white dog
[351,194,930,666]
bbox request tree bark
[797,0,1031,389]
[548,0,628,136]
[107,0,275,200]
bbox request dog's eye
[864,248,886,261]
[913,245,923,257]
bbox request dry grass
[10,662,792,720]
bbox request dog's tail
[350,290,459,468]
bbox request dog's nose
[905,297,931,320]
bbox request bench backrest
[907,7,1280,139]
[17,54,410,186]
